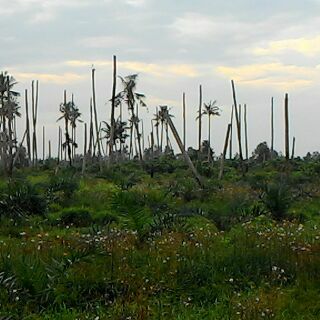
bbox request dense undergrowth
[0,156,319,319]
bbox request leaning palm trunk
[219,124,232,180]
[271,97,274,157]
[208,113,211,161]
[163,107,203,187]
[231,80,244,163]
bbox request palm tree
[0,72,19,132]
[0,72,20,175]
[197,100,221,152]
[69,103,82,160]
[58,101,74,166]
[101,118,129,153]
[117,74,146,161]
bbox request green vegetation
[0,157,319,319]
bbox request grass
[0,159,319,319]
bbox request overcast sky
[2,0,320,157]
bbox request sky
[1,0,320,157]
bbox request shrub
[59,208,93,227]
[0,179,47,219]
[47,173,79,204]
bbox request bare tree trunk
[271,97,274,155]
[89,98,94,156]
[291,136,295,160]
[48,140,51,159]
[244,104,248,160]
[208,114,211,162]
[58,126,61,164]
[82,123,87,175]
[229,105,234,159]
[183,92,186,149]
[284,93,290,160]
[25,89,31,164]
[164,107,203,187]
[42,125,45,161]
[231,80,243,162]
[198,85,202,151]
[239,104,242,144]
[32,80,39,165]
[92,68,102,165]
[109,55,117,160]
[141,119,145,152]
[219,124,232,180]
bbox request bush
[59,208,93,227]
[47,173,79,204]
[0,179,47,219]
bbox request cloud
[253,35,320,57]
[66,60,201,78]
[79,36,131,49]
[13,72,85,84]
[216,62,318,90]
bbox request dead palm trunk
[89,99,94,156]
[284,93,289,160]
[219,124,232,180]
[229,105,234,159]
[271,97,274,156]
[32,80,39,165]
[231,80,243,163]
[164,107,203,187]
[141,119,145,152]
[58,126,61,164]
[82,123,87,175]
[183,92,186,149]
[42,125,45,161]
[208,113,211,161]
[198,85,202,151]
[244,104,248,160]
[92,68,102,163]
[25,89,31,164]
[291,136,295,159]
[109,55,117,160]
[48,140,51,159]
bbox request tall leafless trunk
[42,125,45,161]
[244,104,248,160]
[32,80,39,165]
[164,107,203,187]
[271,97,274,155]
[92,68,102,161]
[25,89,31,163]
[229,105,234,159]
[58,126,61,164]
[219,124,232,180]
[198,85,202,151]
[231,80,243,162]
[284,93,290,160]
[291,136,295,159]
[183,92,186,149]
[48,140,51,159]
[109,55,117,159]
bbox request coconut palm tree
[101,118,129,153]
[69,103,82,160]
[57,101,74,166]
[117,74,146,161]
[198,100,221,151]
